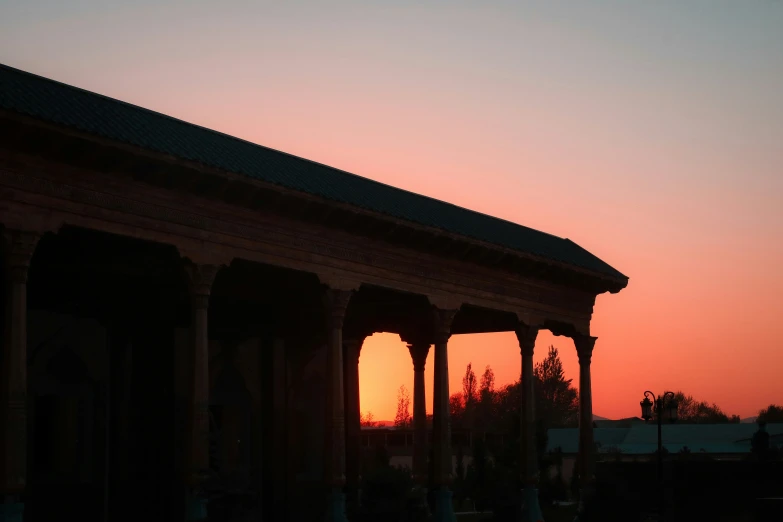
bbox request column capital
[324,287,354,330]
[574,335,597,365]
[407,342,430,372]
[515,323,539,357]
[3,230,41,284]
[431,307,458,344]
[183,262,221,308]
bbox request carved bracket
[183,262,221,308]
[399,328,431,346]
[427,294,463,311]
[407,342,431,372]
[178,246,234,268]
[1,206,63,239]
[574,335,597,365]
[317,272,363,293]
[3,229,41,283]
[431,307,458,344]
[547,318,592,339]
[515,323,539,357]
[323,287,354,330]
[515,311,545,329]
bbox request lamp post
[640,391,678,519]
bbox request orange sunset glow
[2,2,781,422]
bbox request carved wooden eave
[0,111,628,335]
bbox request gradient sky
[2,1,782,421]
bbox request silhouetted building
[0,64,628,522]
[547,423,783,484]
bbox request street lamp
[640,391,678,519]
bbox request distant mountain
[593,414,610,421]
[594,417,646,428]
[741,416,758,424]
[361,420,394,429]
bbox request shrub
[359,464,413,522]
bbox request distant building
[546,423,783,483]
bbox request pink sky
[1,2,781,420]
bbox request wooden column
[407,341,430,485]
[343,335,365,515]
[323,288,352,522]
[183,263,220,521]
[515,324,544,522]
[515,325,538,485]
[0,230,39,522]
[107,324,133,522]
[261,337,288,522]
[431,307,457,522]
[574,335,597,509]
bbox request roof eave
[1,109,630,291]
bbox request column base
[572,485,595,522]
[432,486,456,522]
[0,502,24,522]
[345,488,359,522]
[185,492,208,521]
[519,487,545,522]
[408,484,431,521]
[325,487,348,522]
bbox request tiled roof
[547,423,783,455]
[0,64,628,282]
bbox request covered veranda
[0,64,628,522]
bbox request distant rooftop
[548,423,783,455]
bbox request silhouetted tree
[390,347,582,509]
[361,411,378,427]
[394,385,412,428]
[479,365,495,397]
[668,391,735,423]
[461,363,478,429]
[492,382,521,437]
[449,393,465,430]
[758,404,783,424]
[476,365,496,435]
[488,346,579,437]
[442,350,578,440]
[534,345,579,429]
